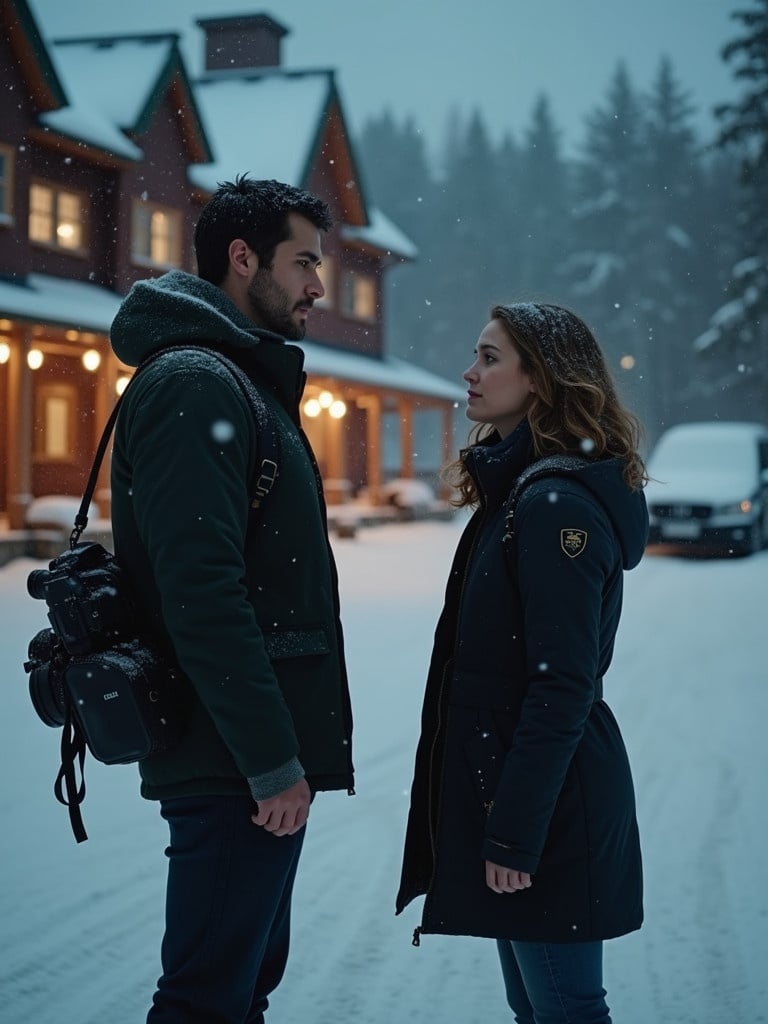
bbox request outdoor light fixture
[303,388,347,419]
[27,349,44,370]
[82,349,101,372]
[0,341,10,364]
[116,375,131,396]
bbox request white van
[645,421,768,555]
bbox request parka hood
[567,458,648,569]
[518,454,649,570]
[467,422,648,571]
[110,269,290,367]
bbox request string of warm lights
[302,388,347,420]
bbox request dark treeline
[359,15,767,447]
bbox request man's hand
[251,778,311,836]
[485,860,533,894]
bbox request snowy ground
[1,518,766,1024]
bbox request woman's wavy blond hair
[444,303,647,508]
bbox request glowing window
[29,183,86,250]
[132,200,182,267]
[341,271,377,322]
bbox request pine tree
[639,56,711,428]
[515,93,570,300]
[564,63,652,426]
[696,0,768,414]
[358,110,437,364]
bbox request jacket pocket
[463,710,507,814]
[263,626,330,661]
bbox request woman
[397,303,648,1023]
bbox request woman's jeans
[496,938,611,1024]
[147,794,305,1024]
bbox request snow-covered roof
[302,341,464,401]
[0,273,462,401]
[41,36,181,160]
[189,72,331,191]
[342,207,418,261]
[0,274,123,332]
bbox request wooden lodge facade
[0,2,462,536]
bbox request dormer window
[0,146,14,225]
[341,270,377,322]
[29,181,87,252]
[131,199,182,268]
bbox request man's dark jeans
[147,794,305,1024]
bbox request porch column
[356,394,381,502]
[7,329,33,529]
[399,398,413,479]
[440,403,455,499]
[94,346,119,518]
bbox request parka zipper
[419,469,490,942]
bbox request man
[109,175,354,1024]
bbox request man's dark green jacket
[109,270,354,802]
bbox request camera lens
[28,663,68,727]
[27,569,50,601]
[27,627,56,664]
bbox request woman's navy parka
[396,420,648,942]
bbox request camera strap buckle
[53,706,88,843]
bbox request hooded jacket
[397,420,647,942]
[109,270,354,802]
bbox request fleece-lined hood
[110,269,293,366]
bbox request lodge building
[0,1,462,541]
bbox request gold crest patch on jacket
[561,528,588,558]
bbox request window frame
[0,144,14,226]
[130,198,183,269]
[340,269,377,323]
[28,178,88,255]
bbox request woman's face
[463,320,535,438]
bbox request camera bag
[26,345,281,842]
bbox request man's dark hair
[194,174,333,285]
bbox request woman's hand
[485,860,532,894]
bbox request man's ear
[229,239,255,279]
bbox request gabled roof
[189,70,334,192]
[40,34,212,164]
[188,68,411,253]
[4,0,67,111]
[343,207,418,261]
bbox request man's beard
[247,268,308,340]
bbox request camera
[27,542,136,656]
[25,542,185,764]
[26,627,69,727]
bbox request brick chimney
[196,13,289,72]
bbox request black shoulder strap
[71,345,281,545]
[503,455,592,543]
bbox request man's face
[246,213,325,339]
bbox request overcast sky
[30,0,739,160]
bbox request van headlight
[716,499,753,516]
